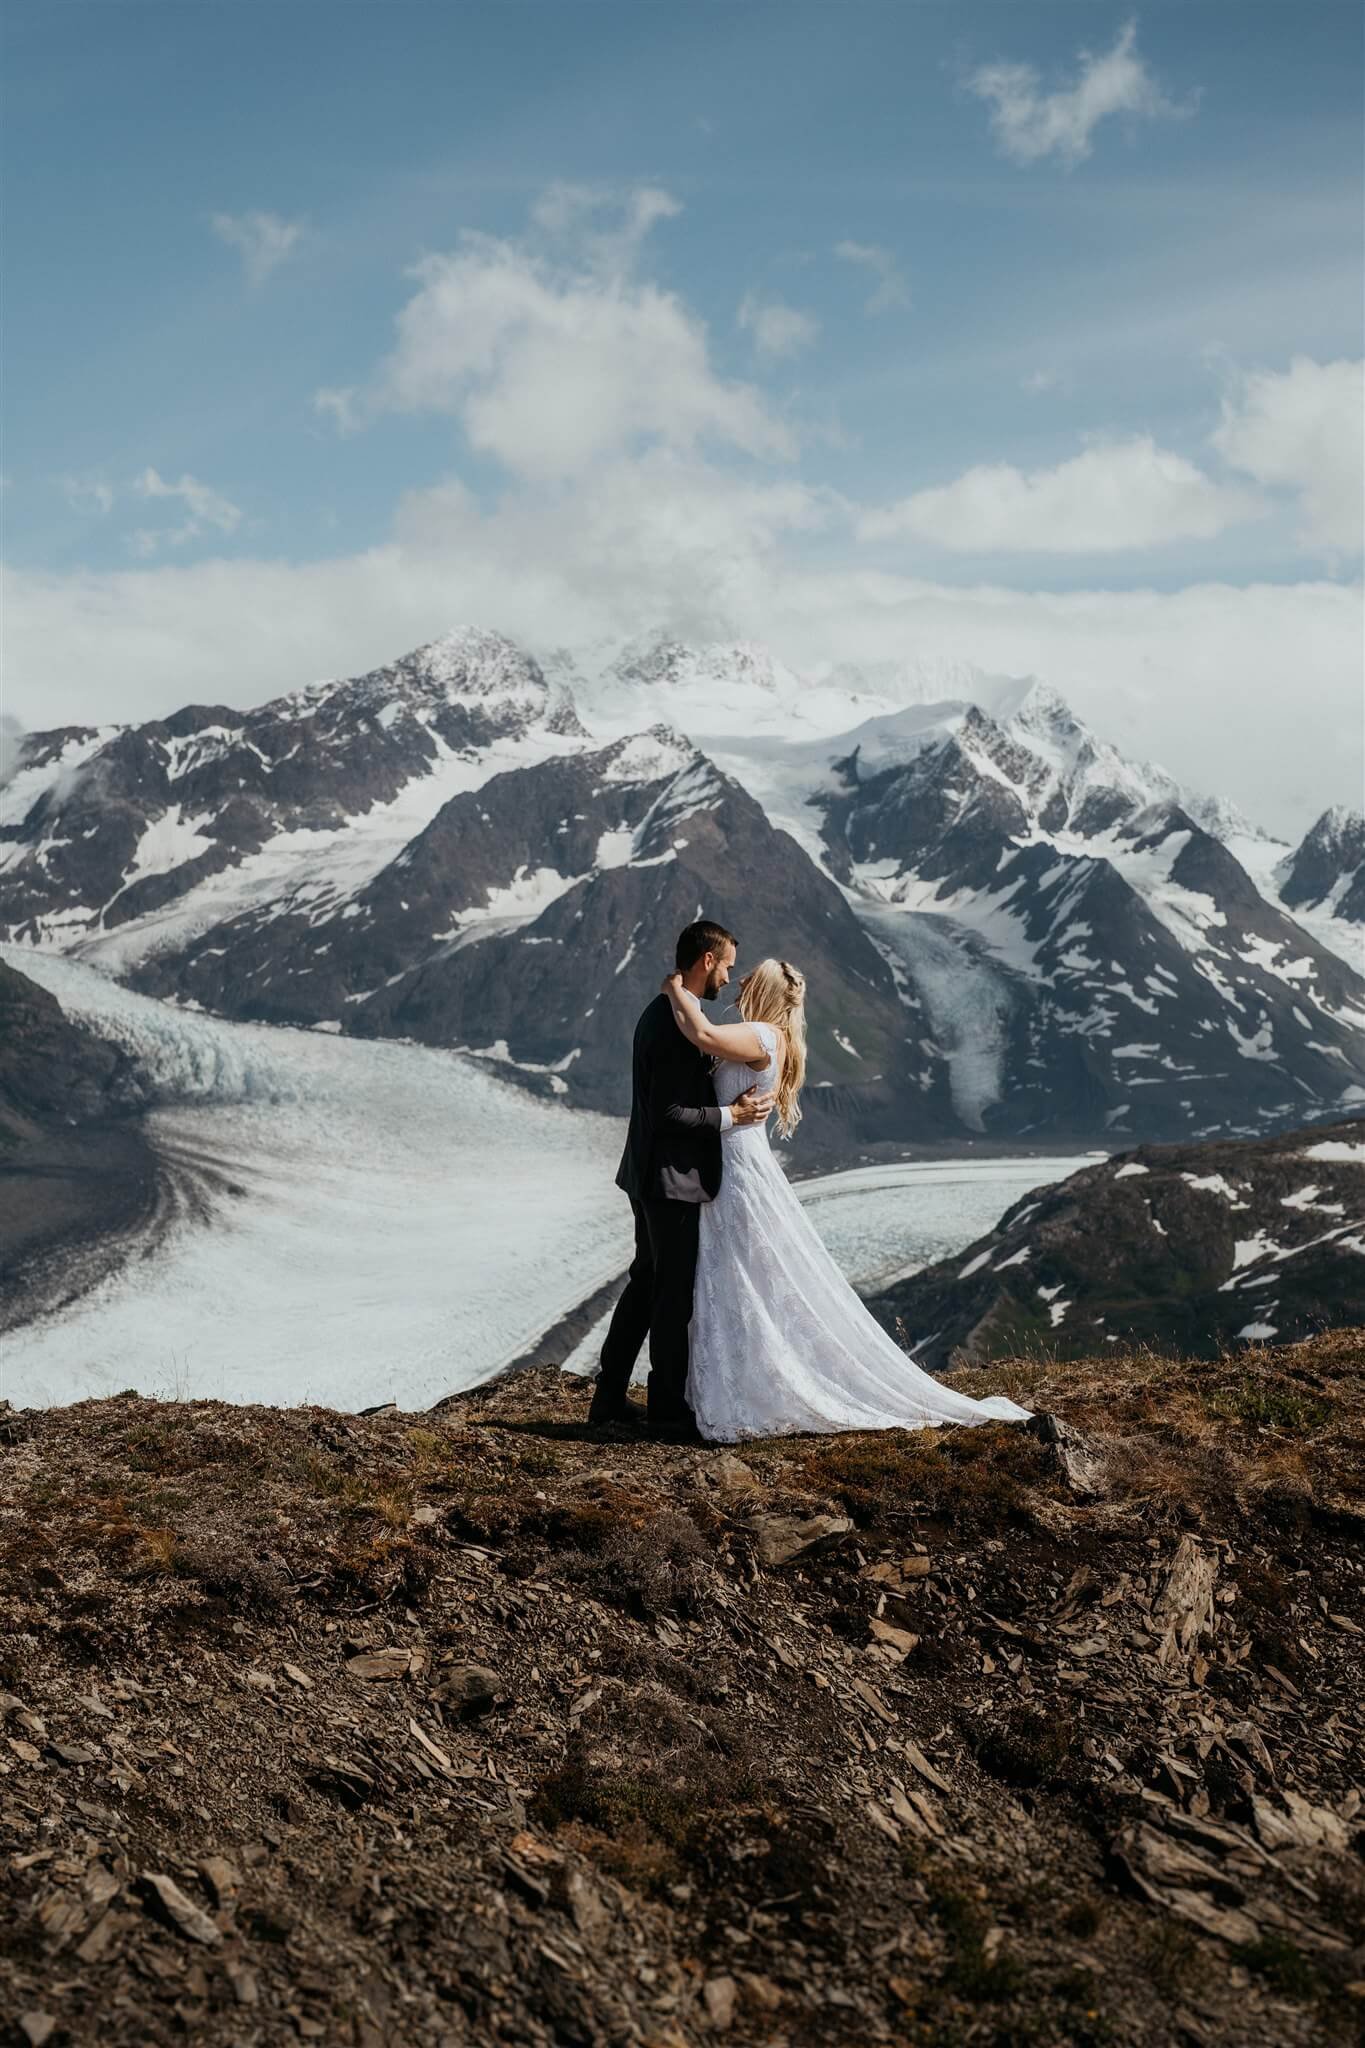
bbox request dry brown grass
[943,1329,1364,1528]
[783,1419,1053,1536]
[0,1339,1360,2048]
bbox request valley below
[0,947,1088,1411]
[3,622,1363,1413]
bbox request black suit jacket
[615,994,724,1204]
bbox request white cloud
[62,475,115,517]
[967,18,1197,168]
[833,240,909,313]
[333,189,794,480]
[3,475,1357,839]
[858,436,1262,553]
[1021,367,1065,397]
[313,385,363,436]
[528,181,681,276]
[211,210,306,286]
[1212,356,1364,554]
[128,467,242,554]
[0,712,23,792]
[737,290,819,360]
[6,191,1357,845]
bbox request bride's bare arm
[661,974,774,1065]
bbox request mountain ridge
[2,624,1361,1151]
[866,1114,1365,1368]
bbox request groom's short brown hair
[676,918,736,972]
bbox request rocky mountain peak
[320,627,562,731]
[1120,797,1198,846]
[1181,790,1261,842]
[595,724,699,786]
[605,632,796,703]
[1302,805,1365,859]
[408,625,542,697]
[240,627,585,751]
[1000,676,1077,738]
[1275,804,1365,926]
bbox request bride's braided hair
[737,957,808,1138]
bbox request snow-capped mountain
[121,722,956,1145]
[2,625,1361,1151]
[0,643,956,1150]
[1214,807,1365,978]
[540,633,908,744]
[553,633,1260,839]
[0,628,585,969]
[693,672,1363,1138]
[1278,806,1365,924]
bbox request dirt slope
[1,1335,1363,2047]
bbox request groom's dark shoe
[587,1388,649,1436]
[647,1406,704,1446]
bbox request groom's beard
[702,968,727,1000]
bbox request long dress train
[687,1023,1031,1442]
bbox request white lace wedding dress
[687,1023,1032,1442]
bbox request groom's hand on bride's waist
[730,1087,775,1127]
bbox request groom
[589,918,775,1443]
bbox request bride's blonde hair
[738,957,808,1138]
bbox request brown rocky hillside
[2,1335,1363,2047]
[867,1117,1365,1370]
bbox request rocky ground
[1,1334,1363,2047]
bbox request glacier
[2,947,1087,1412]
[1,948,632,1411]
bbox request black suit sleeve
[644,1024,721,1137]
[643,1035,674,1140]
[663,1102,724,1131]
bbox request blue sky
[2,1,1362,832]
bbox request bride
[660,959,1031,1443]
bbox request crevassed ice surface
[3,948,1086,1411]
[793,1158,1087,1291]
[2,948,631,1411]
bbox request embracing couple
[589,918,1030,1445]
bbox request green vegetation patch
[1202,1377,1335,1436]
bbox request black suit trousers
[597,1196,701,1428]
